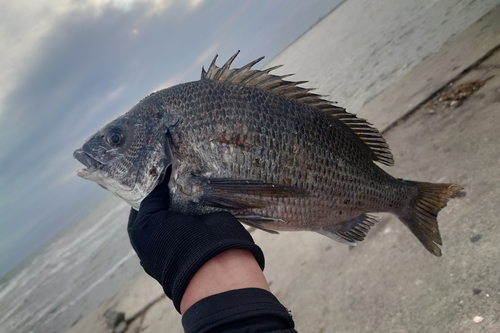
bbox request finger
[127,207,139,233]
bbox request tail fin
[398,181,463,256]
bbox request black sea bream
[74,52,462,256]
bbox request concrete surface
[357,5,500,132]
[265,0,500,115]
[68,4,500,333]
[67,274,175,333]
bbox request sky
[0,0,342,278]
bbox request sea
[0,196,142,333]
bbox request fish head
[73,97,177,209]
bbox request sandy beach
[68,2,500,332]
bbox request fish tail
[397,181,463,256]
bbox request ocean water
[0,196,142,333]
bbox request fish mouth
[73,149,101,170]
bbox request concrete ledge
[356,5,500,132]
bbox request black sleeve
[182,288,297,333]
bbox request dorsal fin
[201,51,394,166]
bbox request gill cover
[74,94,178,209]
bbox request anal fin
[317,214,378,245]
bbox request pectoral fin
[235,215,281,234]
[197,177,308,210]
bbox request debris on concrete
[114,320,128,333]
[102,308,130,332]
[425,79,489,110]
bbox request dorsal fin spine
[241,71,266,84]
[270,81,301,94]
[213,51,239,81]
[242,56,265,70]
[200,52,395,166]
[230,70,257,84]
[225,68,242,82]
[205,54,219,79]
[264,64,283,73]
[256,76,284,89]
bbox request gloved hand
[127,168,265,313]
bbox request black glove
[127,169,265,313]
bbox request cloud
[0,0,68,112]
[188,0,204,10]
[0,0,178,119]
[0,0,213,276]
[0,0,343,278]
[155,41,221,90]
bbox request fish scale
[166,79,400,227]
[74,51,462,256]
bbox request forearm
[180,249,270,314]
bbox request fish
[74,51,462,256]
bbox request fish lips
[73,149,101,174]
[73,149,112,191]
[74,148,134,193]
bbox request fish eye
[107,131,123,146]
